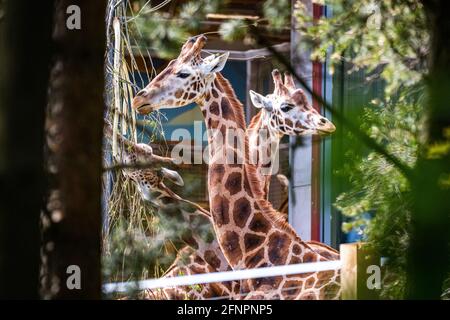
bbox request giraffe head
[132,35,229,114]
[120,143,184,205]
[103,123,184,205]
[249,69,335,137]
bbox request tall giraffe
[247,70,339,261]
[104,124,237,299]
[132,36,340,299]
[110,67,337,298]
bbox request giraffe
[248,69,335,200]
[247,69,339,261]
[131,35,341,299]
[104,124,238,299]
[113,69,336,298]
[138,70,339,295]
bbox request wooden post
[340,242,381,300]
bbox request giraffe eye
[281,103,295,113]
[177,72,190,79]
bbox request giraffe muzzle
[317,122,336,135]
[132,96,153,114]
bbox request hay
[102,0,174,289]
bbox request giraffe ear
[160,167,184,186]
[249,90,273,112]
[202,52,229,74]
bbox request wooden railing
[340,242,381,300]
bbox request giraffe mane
[214,73,306,242]
[214,73,247,130]
[307,240,339,254]
[248,111,263,130]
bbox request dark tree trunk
[41,0,106,299]
[0,1,53,299]
[407,0,450,299]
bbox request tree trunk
[0,1,53,299]
[407,0,450,299]
[41,0,106,299]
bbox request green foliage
[335,100,423,298]
[102,199,199,297]
[292,0,434,299]
[103,218,170,281]
[134,15,190,59]
[263,0,291,31]
[294,0,428,97]
[219,19,247,42]
[133,0,221,59]
[133,0,292,55]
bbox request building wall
[289,0,314,241]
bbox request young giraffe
[248,69,335,199]
[104,124,238,299]
[132,35,341,299]
[247,70,339,261]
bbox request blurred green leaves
[219,19,247,42]
[294,0,427,97]
[133,0,220,59]
[263,0,291,31]
[132,0,292,57]
[335,101,423,298]
[292,0,434,299]
[135,14,190,59]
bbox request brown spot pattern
[204,250,221,270]
[232,197,251,227]
[194,255,204,264]
[292,244,301,255]
[222,231,242,263]
[244,233,265,252]
[209,101,220,116]
[304,276,315,289]
[221,98,233,120]
[210,164,224,185]
[248,212,271,234]
[225,172,242,195]
[211,195,229,227]
[175,89,183,98]
[267,231,291,264]
[282,280,302,297]
[245,248,264,267]
[302,252,317,263]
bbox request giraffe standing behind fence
[132,35,341,299]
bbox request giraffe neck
[198,74,318,272]
[125,163,230,272]
[144,189,229,271]
[247,111,282,199]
